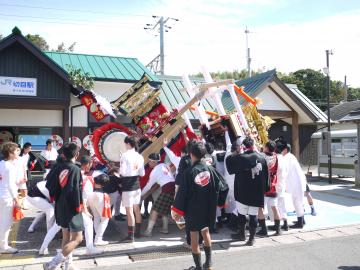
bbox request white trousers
[0,198,13,249]
[292,194,305,217]
[89,195,109,241]
[26,196,54,231]
[277,196,288,220]
[83,212,94,249]
[39,222,61,251]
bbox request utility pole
[144,16,179,75]
[344,75,348,102]
[245,26,251,78]
[159,16,164,75]
[325,49,333,184]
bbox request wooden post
[356,122,360,187]
[63,108,70,142]
[292,111,300,159]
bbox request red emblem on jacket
[194,171,210,187]
[59,169,69,188]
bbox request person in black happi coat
[226,137,269,246]
[172,141,228,270]
[44,143,90,270]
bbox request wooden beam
[179,79,234,92]
[356,123,360,187]
[0,97,68,110]
[141,118,186,163]
[258,110,293,118]
[63,108,70,143]
[292,111,300,159]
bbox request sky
[1,0,360,87]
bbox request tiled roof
[157,75,215,119]
[339,109,360,122]
[221,69,276,111]
[220,70,328,123]
[286,84,329,123]
[45,52,158,82]
[327,100,360,121]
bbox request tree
[347,87,360,101]
[192,69,261,81]
[25,34,49,51]
[54,42,76,52]
[278,68,358,109]
[25,33,76,52]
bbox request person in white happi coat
[0,142,21,254]
[281,143,306,229]
[87,173,112,246]
[119,136,145,243]
[81,156,104,255]
[141,153,175,236]
[40,139,58,179]
[278,154,290,227]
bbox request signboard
[0,76,37,96]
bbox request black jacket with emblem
[46,161,83,228]
[226,150,269,208]
[173,160,228,231]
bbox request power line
[0,13,142,26]
[144,16,179,75]
[0,3,148,17]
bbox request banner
[80,93,106,121]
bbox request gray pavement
[1,177,360,269]
[92,234,360,270]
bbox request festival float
[72,68,273,165]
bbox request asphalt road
[94,234,360,270]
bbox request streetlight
[324,50,333,184]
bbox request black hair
[62,142,79,160]
[275,138,287,154]
[205,142,214,155]
[265,140,276,153]
[23,142,32,149]
[186,139,197,154]
[189,141,207,160]
[124,135,138,151]
[46,139,52,146]
[20,142,32,156]
[94,173,110,186]
[80,155,92,165]
[242,137,254,149]
[180,146,188,155]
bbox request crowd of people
[0,130,317,270]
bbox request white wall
[331,122,356,131]
[93,81,133,102]
[255,89,291,111]
[0,109,62,126]
[69,95,88,127]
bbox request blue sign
[0,76,37,96]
